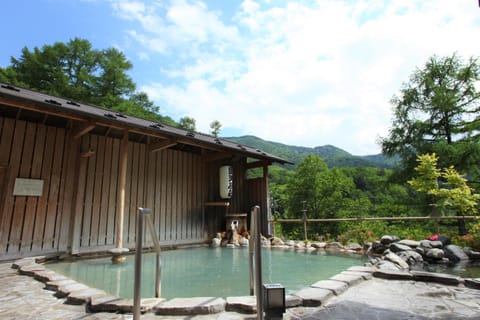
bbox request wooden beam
[149,139,177,152]
[0,95,281,161]
[201,152,233,162]
[115,130,129,250]
[72,122,96,139]
[245,160,271,169]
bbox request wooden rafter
[245,160,271,169]
[72,121,96,139]
[149,139,177,152]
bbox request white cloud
[114,0,480,155]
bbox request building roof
[0,83,290,165]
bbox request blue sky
[1,0,480,155]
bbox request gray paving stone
[56,282,90,298]
[292,287,334,307]
[45,278,77,291]
[226,296,257,313]
[311,279,349,295]
[1,260,480,320]
[347,265,375,273]
[66,287,106,305]
[33,269,68,283]
[410,270,462,286]
[155,297,226,315]
[373,269,414,280]
[285,294,303,308]
[330,272,364,285]
[340,270,373,280]
[18,263,46,276]
[465,278,480,290]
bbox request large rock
[397,250,423,266]
[384,252,409,270]
[425,248,445,260]
[429,240,444,248]
[380,235,398,245]
[370,241,386,254]
[311,242,327,249]
[444,244,469,262]
[211,237,221,247]
[285,240,296,247]
[345,242,362,251]
[398,239,420,248]
[271,237,285,246]
[419,240,433,249]
[464,248,480,260]
[325,242,344,250]
[390,243,413,253]
[376,260,401,271]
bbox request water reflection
[47,247,367,299]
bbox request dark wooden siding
[0,113,273,259]
[0,117,76,258]
[0,116,209,259]
[73,136,207,252]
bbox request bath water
[47,247,367,299]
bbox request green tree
[0,38,174,124]
[408,153,480,234]
[209,120,222,137]
[179,116,196,131]
[285,155,355,238]
[380,54,480,181]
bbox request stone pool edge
[11,256,480,316]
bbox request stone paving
[1,259,480,319]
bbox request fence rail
[274,215,480,223]
[271,215,480,240]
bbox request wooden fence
[272,215,480,240]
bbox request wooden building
[0,83,288,260]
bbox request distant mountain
[225,135,398,169]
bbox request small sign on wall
[13,178,44,196]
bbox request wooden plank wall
[0,117,75,259]
[0,116,209,259]
[76,136,207,252]
[245,176,269,234]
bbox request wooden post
[111,130,129,263]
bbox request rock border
[11,249,480,316]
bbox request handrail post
[133,207,162,320]
[133,207,149,319]
[253,205,264,320]
[249,207,255,296]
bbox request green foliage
[179,116,196,131]
[381,53,480,182]
[209,120,222,137]
[337,220,435,245]
[449,221,480,250]
[0,38,175,124]
[408,153,480,216]
[271,155,424,241]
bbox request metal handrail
[133,207,162,320]
[250,205,264,320]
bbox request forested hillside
[226,135,398,169]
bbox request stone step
[291,287,333,307]
[311,279,349,295]
[154,297,226,315]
